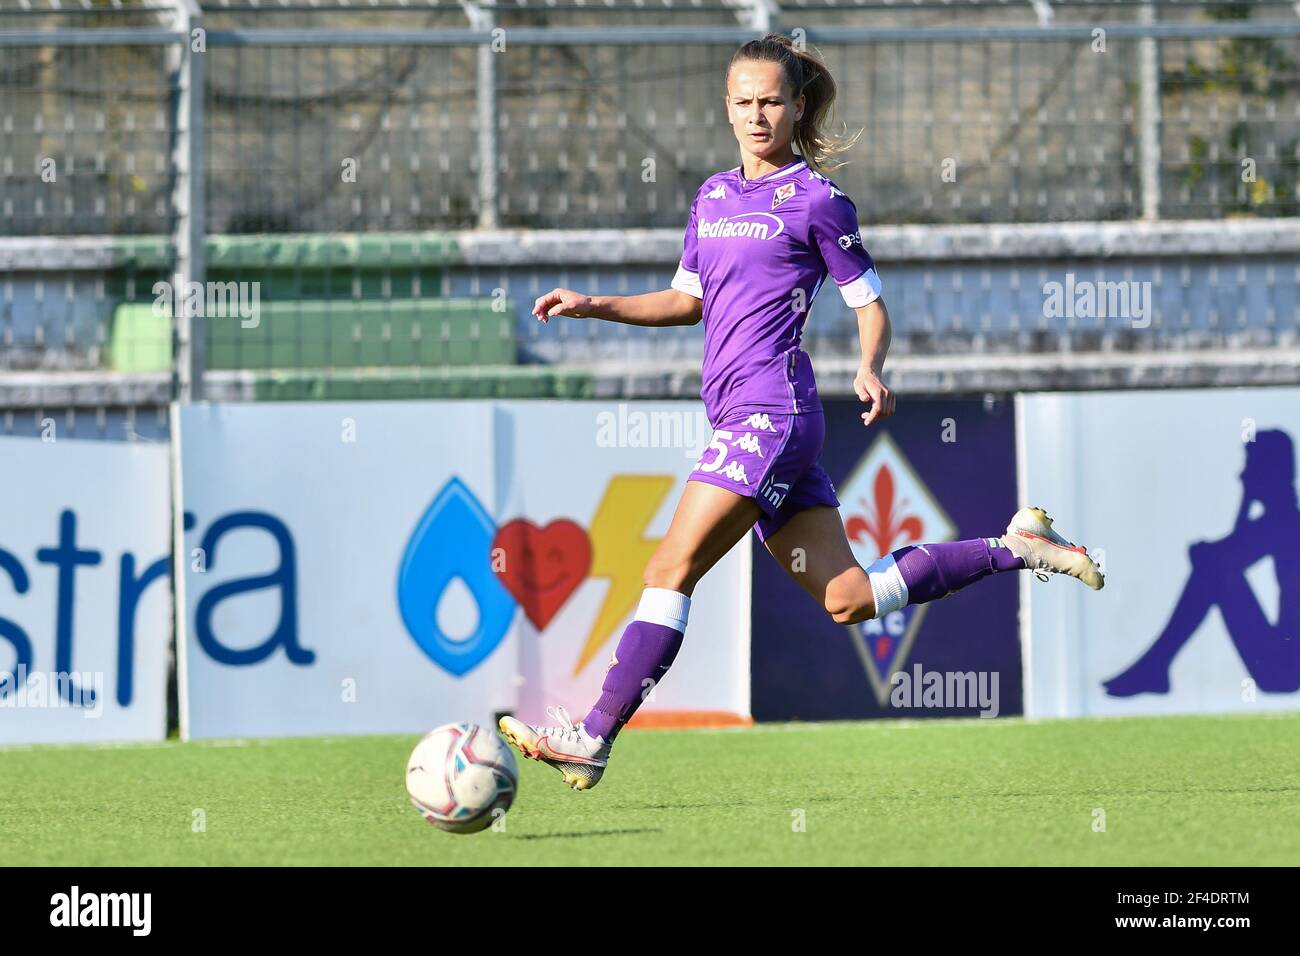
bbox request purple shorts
[687,409,840,542]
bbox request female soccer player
[500,34,1103,789]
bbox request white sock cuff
[635,587,691,632]
[865,554,909,618]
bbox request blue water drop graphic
[397,477,516,676]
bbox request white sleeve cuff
[838,267,882,308]
[671,264,704,300]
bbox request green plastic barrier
[252,367,594,401]
[107,302,173,373]
[205,299,515,370]
[109,298,514,372]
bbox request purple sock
[583,589,688,741]
[988,541,1025,573]
[871,537,1024,612]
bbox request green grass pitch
[2,713,1296,866]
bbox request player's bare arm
[853,297,895,427]
[531,287,702,327]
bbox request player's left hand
[854,366,895,427]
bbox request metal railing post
[1138,1,1162,221]
[171,0,206,401]
[461,3,498,229]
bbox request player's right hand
[532,288,596,322]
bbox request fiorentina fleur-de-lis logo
[844,464,925,559]
[837,433,956,705]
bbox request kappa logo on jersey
[809,170,847,199]
[744,413,778,432]
[705,184,727,200]
[719,461,750,485]
[838,432,957,706]
[838,231,862,250]
[732,432,763,456]
[697,212,786,242]
[772,182,797,209]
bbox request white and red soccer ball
[406,722,519,834]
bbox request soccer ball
[405,722,519,834]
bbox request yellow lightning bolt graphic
[574,474,675,675]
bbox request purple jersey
[671,157,882,424]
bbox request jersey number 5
[696,429,734,473]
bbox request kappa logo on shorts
[696,426,763,483]
[744,413,778,432]
[719,461,750,485]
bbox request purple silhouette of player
[1105,429,1300,697]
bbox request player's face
[725,61,804,163]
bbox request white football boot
[498,705,611,791]
[1003,506,1105,590]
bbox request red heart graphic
[491,519,592,631]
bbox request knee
[825,577,876,626]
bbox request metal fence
[2,1,1299,426]
[5,5,1300,234]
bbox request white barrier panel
[176,402,512,739]
[1018,388,1300,718]
[177,401,750,739]
[0,437,171,744]
[500,401,750,730]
